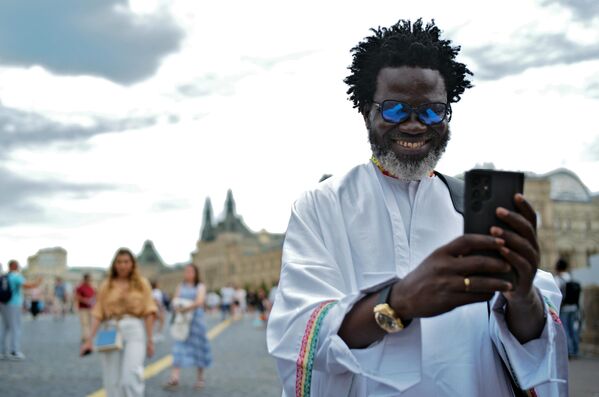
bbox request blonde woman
[80,248,157,397]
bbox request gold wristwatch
[373,284,410,333]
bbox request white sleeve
[266,193,422,396]
[489,270,568,396]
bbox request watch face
[375,312,400,332]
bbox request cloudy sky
[1,0,598,269]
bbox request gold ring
[464,277,471,292]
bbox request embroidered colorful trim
[295,300,338,397]
[371,155,434,179]
[543,295,562,325]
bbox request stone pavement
[145,314,281,397]
[569,356,599,397]
[1,312,598,396]
[0,312,281,397]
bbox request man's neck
[371,155,433,181]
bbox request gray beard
[370,129,451,181]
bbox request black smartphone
[464,169,524,284]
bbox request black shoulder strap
[434,171,464,215]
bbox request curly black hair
[344,19,473,114]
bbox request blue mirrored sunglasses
[373,100,451,126]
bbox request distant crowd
[0,251,278,397]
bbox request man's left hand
[490,193,540,304]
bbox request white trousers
[100,317,146,397]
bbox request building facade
[24,247,106,303]
[190,190,284,292]
[524,168,599,271]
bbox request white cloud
[1,0,598,268]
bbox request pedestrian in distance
[206,290,221,316]
[52,276,68,319]
[28,284,44,319]
[233,283,247,319]
[0,260,42,360]
[267,19,567,396]
[219,282,235,320]
[80,248,157,397]
[150,279,166,342]
[75,273,96,343]
[554,258,582,358]
[254,287,271,327]
[164,264,212,390]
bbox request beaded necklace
[370,155,434,179]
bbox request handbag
[170,297,194,341]
[94,322,122,352]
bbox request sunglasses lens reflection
[380,101,447,125]
[381,101,409,123]
[418,105,446,125]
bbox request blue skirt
[172,308,212,368]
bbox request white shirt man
[267,163,567,396]
[267,19,567,397]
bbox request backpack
[563,280,581,306]
[0,274,12,303]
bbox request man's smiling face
[366,66,451,180]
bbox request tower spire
[223,189,237,232]
[225,189,236,216]
[200,197,215,242]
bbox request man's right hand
[390,234,513,321]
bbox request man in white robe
[267,19,567,397]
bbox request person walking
[554,258,581,358]
[150,279,165,342]
[205,290,221,316]
[256,288,271,325]
[233,284,247,319]
[53,277,68,319]
[164,264,212,389]
[29,284,43,319]
[0,260,42,360]
[219,282,235,320]
[80,248,157,397]
[75,273,96,343]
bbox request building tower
[200,197,216,242]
